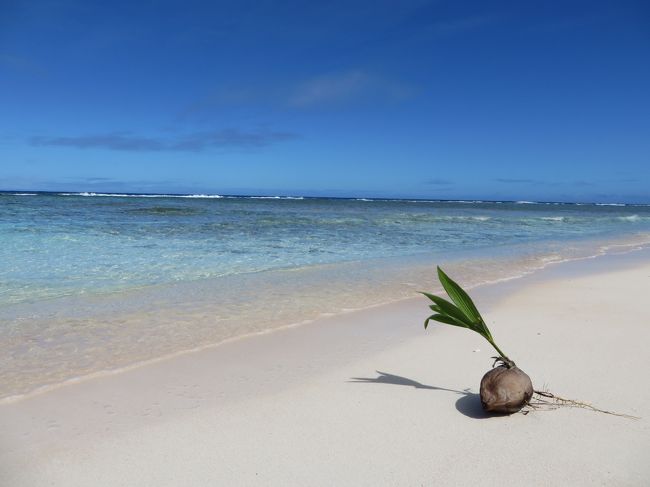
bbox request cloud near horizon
[495,178,537,184]
[496,178,598,187]
[29,129,299,152]
[424,178,454,186]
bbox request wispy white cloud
[180,70,414,118]
[288,70,367,107]
[289,70,413,107]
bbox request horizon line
[0,189,648,206]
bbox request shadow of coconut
[455,393,492,419]
[350,371,501,419]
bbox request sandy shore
[2,250,650,486]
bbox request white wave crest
[59,192,224,199]
[247,196,304,200]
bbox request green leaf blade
[426,313,471,329]
[436,267,483,324]
[422,267,510,362]
[423,293,470,325]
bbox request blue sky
[1,0,649,202]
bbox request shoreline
[2,248,650,485]
[3,235,650,404]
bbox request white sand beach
[2,250,649,486]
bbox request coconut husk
[480,365,533,414]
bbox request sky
[1,0,649,202]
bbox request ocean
[2,191,650,400]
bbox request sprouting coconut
[421,267,637,418]
[480,364,533,413]
[421,267,532,414]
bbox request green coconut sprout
[421,267,514,368]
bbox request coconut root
[479,359,639,419]
[523,390,640,420]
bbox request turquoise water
[2,191,650,399]
[2,192,650,306]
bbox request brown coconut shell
[480,365,533,414]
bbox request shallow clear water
[3,192,650,306]
[2,191,650,399]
